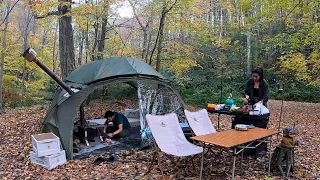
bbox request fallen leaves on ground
[0,99,319,179]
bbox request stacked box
[30,132,66,170]
[30,150,66,170]
[31,133,61,157]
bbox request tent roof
[65,57,165,84]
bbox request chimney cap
[22,48,37,62]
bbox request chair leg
[147,151,157,174]
[168,156,180,167]
[157,153,165,180]
[221,150,227,165]
[291,149,295,172]
[171,168,183,179]
[191,155,199,175]
[200,149,205,180]
[240,150,244,173]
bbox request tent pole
[80,103,85,127]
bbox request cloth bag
[281,123,298,147]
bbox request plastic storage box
[30,150,66,170]
[31,133,61,157]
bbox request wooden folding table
[191,127,279,179]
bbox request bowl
[235,124,248,131]
[247,124,255,129]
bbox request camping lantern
[278,80,284,94]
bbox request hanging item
[281,122,298,147]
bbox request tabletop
[191,127,278,148]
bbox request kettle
[225,93,235,106]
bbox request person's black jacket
[245,79,269,107]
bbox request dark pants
[114,129,131,138]
[97,127,131,139]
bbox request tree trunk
[146,23,153,63]
[21,8,32,106]
[128,0,150,60]
[59,0,75,80]
[145,14,154,63]
[0,4,10,111]
[91,22,99,61]
[78,31,85,66]
[219,6,223,41]
[155,7,166,72]
[52,22,58,73]
[154,0,177,71]
[142,30,148,60]
[97,19,107,60]
[85,20,89,64]
[246,28,251,77]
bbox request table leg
[218,114,221,130]
[232,147,236,180]
[241,149,244,172]
[199,142,205,180]
[268,136,273,175]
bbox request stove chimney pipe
[22,48,74,96]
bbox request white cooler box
[31,133,61,157]
[30,150,66,170]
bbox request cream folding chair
[146,113,203,179]
[184,109,217,136]
[185,109,226,174]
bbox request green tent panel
[66,57,165,84]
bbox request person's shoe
[106,154,119,163]
[92,157,107,165]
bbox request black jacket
[245,79,269,107]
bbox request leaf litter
[0,99,319,179]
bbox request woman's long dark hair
[252,67,264,82]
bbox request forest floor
[0,99,319,180]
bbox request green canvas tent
[41,57,185,160]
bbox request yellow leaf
[295,169,304,175]
[296,148,304,153]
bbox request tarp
[41,57,185,160]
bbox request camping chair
[146,113,203,179]
[184,109,217,136]
[184,109,227,170]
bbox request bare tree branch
[128,0,146,30]
[33,11,60,19]
[107,21,126,46]
[283,0,302,23]
[164,0,177,14]
[0,0,20,26]
[149,0,177,65]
